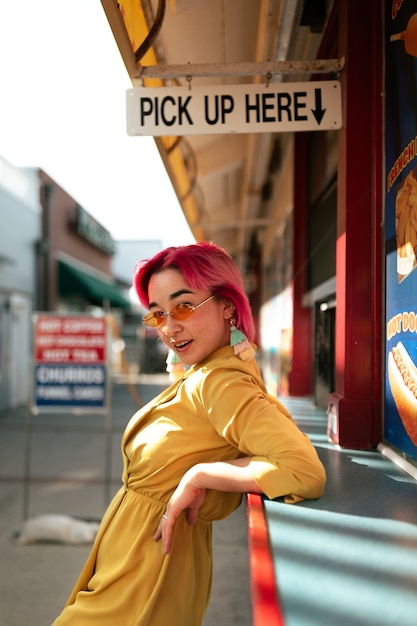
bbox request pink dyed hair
[134,241,255,342]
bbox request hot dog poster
[385,0,417,461]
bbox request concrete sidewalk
[0,380,252,626]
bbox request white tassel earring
[230,319,255,362]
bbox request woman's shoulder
[189,345,258,372]
[185,345,264,390]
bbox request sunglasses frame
[143,294,215,327]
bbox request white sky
[0,0,195,247]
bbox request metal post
[22,409,33,521]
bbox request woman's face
[147,268,233,366]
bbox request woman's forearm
[185,457,262,494]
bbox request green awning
[58,260,130,309]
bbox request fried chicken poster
[395,169,417,281]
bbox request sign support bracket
[133,57,345,83]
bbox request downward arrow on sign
[311,88,326,124]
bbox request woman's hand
[153,457,259,554]
[153,470,207,554]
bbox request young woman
[52,241,326,626]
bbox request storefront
[100,0,417,472]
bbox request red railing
[246,493,286,626]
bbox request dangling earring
[229,319,255,362]
[166,349,185,381]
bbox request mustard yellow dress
[53,345,325,626]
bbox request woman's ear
[223,299,235,320]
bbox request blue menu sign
[32,314,108,412]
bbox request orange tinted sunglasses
[143,295,214,328]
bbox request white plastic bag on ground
[15,514,100,545]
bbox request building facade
[0,158,130,412]
[0,158,40,410]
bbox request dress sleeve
[198,367,326,503]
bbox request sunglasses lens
[143,302,197,327]
[171,302,193,320]
[143,312,163,327]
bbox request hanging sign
[126,81,342,136]
[32,314,109,412]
